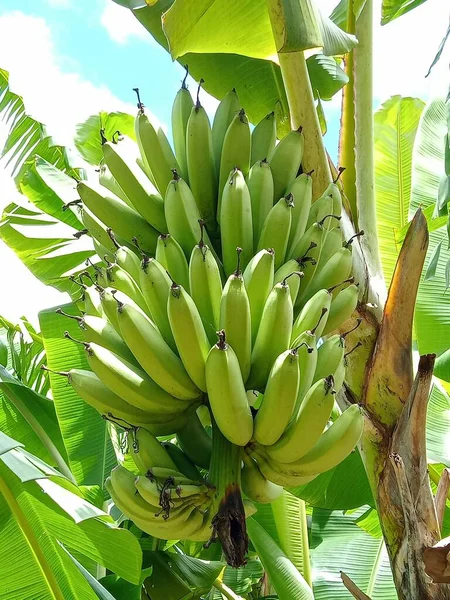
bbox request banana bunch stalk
[59,73,365,567]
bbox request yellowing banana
[241,454,283,503]
[128,427,178,473]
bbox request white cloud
[100,2,151,45]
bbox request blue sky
[0,0,448,323]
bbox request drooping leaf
[74,112,136,166]
[308,55,349,101]
[374,95,425,285]
[434,348,450,382]
[0,364,70,477]
[39,304,116,486]
[311,507,396,598]
[246,517,314,600]
[411,99,450,356]
[424,241,442,280]
[381,0,428,25]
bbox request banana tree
[1,0,450,598]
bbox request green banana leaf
[374,95,425,285]
[74,111,137,166]
[0,69,79,185]
[381,0,428,25]
[119,1,352,137]
[310,507,396,599]
[0,449,142,600]
[39,304,116,487]
[252,491,311,583]
[289,448,373,510]
[162,0,357,60]
[410,99,450,357]
[246,516,314,600]
[426,383,450,467]
[0,364,70,478]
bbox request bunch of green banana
[60,83,368,550]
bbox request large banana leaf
[409,99,450,356]
[0,364,70,478]
[39,304,116,487]
[119,1,351,136]
[162,0,357,60]
[246,517,314,600]
[0,69,78,185]
[427,383,450,467]
[0,445,142,600]
[310,507,396,599]
[374,96,425,285]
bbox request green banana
[251,112,277,165]
[186,90,218,230]
[314,227,343,276]
[287,221,323,262]
[273,264,303,304]
[313,334,345,384]
[220,168,253,277]
[98,287,123,331]
[56,308,136,364]
[308,180,343,227]
[205,330,253,446]
[241,454,283,504]
[162,442,204,481]
[189,228,222,345]
[172,74,194,179]
[218,109,251,216]
[74,339,187,414]
[139,255,177,352]
[116,300,200,400]
[212,88,240,172]
[253,348,300,445]
[98,162,134,207]
[219,255,252,381]
[247,159,274,250]
[111,237,141,284]
[273,404,364,477]
[176,411,212,470]
[77,181,158,254]
[248,448,317,487]
[247,280,293,391]
[135,476,208,505]
[265,377,335,464]
[322,283,359,336]
[286,172,313,258]
[82,283,105,318]
[102,136,167,232]
[157,126,182,179]
[268,128,304,201]
[156,234,190,292]
[134,99,177,196]
[291,289,331,342]
[128,427,178,473]
[147,467,200,485]
[53,368,157,427]
[306,194,335,231]
[257,194,294,270]
[80,206,117,258]
[243,248,275,343]
[104,262,149,316]
[167,281,210,392]
[293,332,317,411]
[297,247,353,307]
[165,171,211,259]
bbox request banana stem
[276,51,332,199]
[0,471,65,600]
[298,499,312,587]
[353,0,383,283]
[208,417,248,568]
